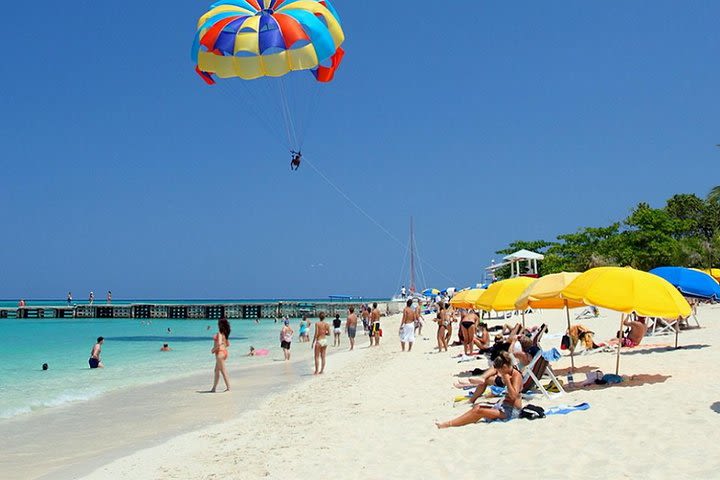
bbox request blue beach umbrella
[649,266,720,300]
[422,288,440,297]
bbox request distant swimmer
[167,328,172,334]
[42,363,48,371]
[290,150,302,170]
[89,337,104,369]
[160,343,171,351]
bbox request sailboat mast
[409,217,416,294]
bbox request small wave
[0,390,103,420]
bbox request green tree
[709,185,720,205]
[619,203,681,270]
[547,224,621,272]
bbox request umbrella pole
[674,316,680,349]
[565,302,575,372]
[521,311,525,328]
[615,314,624,375]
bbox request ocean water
[0,315,295,420]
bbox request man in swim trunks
[346,307,358,351]
[399,299,416,352]
[89,337,104,369]
[370,302,381,347]
[312,312,331,374]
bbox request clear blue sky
[1,1,718,299]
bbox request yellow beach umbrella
[515,272,584,310]
[475,277,536,312]
[515,272,585,371]
[562,266,691,374]
[450,289,485,309]
[692,268,720,284]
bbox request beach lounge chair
[647,317,677,336]
[521,350,565,399]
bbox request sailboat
[391,218,426,302]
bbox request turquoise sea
[0,298,383,421]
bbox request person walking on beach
[89,291,94,305]
[346,307,358,351]
[67,291,73,306]
[361,306,371,346]
[312,312,331,374]
[280,319,293,361]
[370,302,381,347]
[89,337,104,369]
[210,318,231,392]
[399,299,416,352]
[332,314,342,347]
[414,301,424,337]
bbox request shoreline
[78,307,720,479]
[0,328,347,480]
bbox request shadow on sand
[622,343,710,355]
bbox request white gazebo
[485,249,544,280]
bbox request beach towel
[601,374,623,384]
[545,403,590,416]
[542,347,561,362]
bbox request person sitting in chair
[609,316,648,348]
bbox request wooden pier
[0,300,395,320]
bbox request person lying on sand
[436,352,522,428]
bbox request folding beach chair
[521,350,565,399]
[647,317,677,336]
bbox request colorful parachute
[192,0,345,84]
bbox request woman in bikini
[436,352,522,428]
[210,317,231,392]
[460,310,479,356]
[435,303,447,352]
[312,312,331,375]
[445,304,456,347]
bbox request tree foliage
[495,192,720,274]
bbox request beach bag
[520,404,546,420]
[560,334,571,350]
[379,329,383,337]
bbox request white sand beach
[78,305,720,480]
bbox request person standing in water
[210,318,231,392]
[88,291,94,305]
[280,319,293,361]
[67,292,73,306]
[89,337,104,369]
[346,307,358,351]
[312,312,330,375]
[332,314,342,347]
[106,291,112,304]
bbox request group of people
[64,290,111,306]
